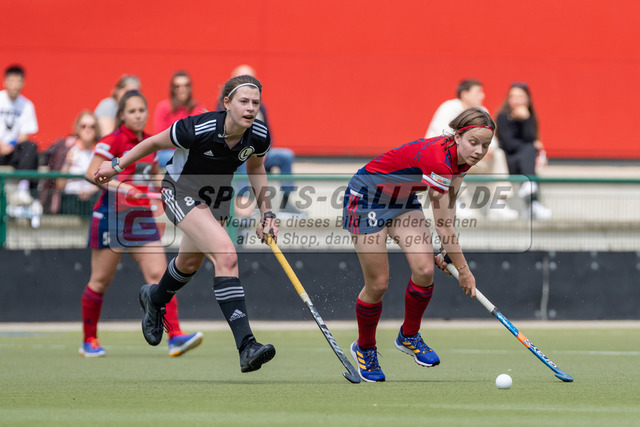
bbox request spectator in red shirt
[153,71,206,167]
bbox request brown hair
[170,70,198,114]
[498,82,538,138]
[114,90,147,130]
[217,75,262,106]
[444,107,496,146]
[456,79,482,99]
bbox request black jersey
[166,110,270,184]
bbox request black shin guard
[151,258,195,306]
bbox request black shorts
[161,177,234,225]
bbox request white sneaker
[30,200,43,228]
[530,201,552,221]
[10,189,33,206]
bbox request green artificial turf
[1,326,638,426]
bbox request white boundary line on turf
[0,319,639,332]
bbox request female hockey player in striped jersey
[343,107,496,382]
[93,75,278,373]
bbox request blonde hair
[73,110,100,141]
[111,74,141,99]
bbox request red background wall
[2,0,639,159]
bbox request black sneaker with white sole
[139,284,166,346]
[239,339,276,373]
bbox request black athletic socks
[151,257,195,306]
[213,276,254,350]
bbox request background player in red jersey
[80,90,202,358]
[343,107,496,382]
[92,75,278,374]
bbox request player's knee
[411,264,434,286]
[87,279,110,294]
[213,252,238,273]
[366,276,389,299]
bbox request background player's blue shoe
[395,328,440,367]
[78,337,106,357]
[350,341,385,382]
[168,332,203,357]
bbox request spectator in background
[55,110,101,215]
[225,64,304,218]
[40,110,100,214]
[0,65,40,208]
[426,79,517,220]
[94,74,141,136]
[495,82,551,220]
[153,71,206,167]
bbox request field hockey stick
[439,252,574,382]
[86,177,163,200]
[135,192,163,200]
[265,235,361,383]
[112,187,163,200]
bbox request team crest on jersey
[238,146,255,161]
[430,172,451,187]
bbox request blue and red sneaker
[168,332,204,357]
[79,337,106,358]
[350,341,385,382]
[394,328,440,367]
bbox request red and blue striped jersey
[351,136,471,198]
[92,125,156,211]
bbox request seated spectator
[495,82,551,220]
[224,64,304,218]
[426,79,517,220]
[56,110,101,215]
[40,110,101,214]
[0,64,41,226]
[153,71,206,167]
[94,74,141,136]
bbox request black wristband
[111,157,124,173]
[261,211,276,227]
